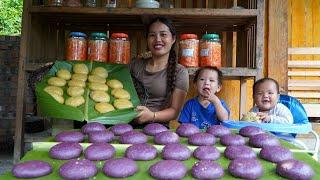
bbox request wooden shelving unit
[14,0,265,163]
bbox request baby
[178,66,230,129]
[249,77,293,124]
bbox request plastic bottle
[88,32,108,62]
[200,33,221,67]
[179,34,199,67]
[65,32,87,61]
[109,33,130,64]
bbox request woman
[130,17,189,126]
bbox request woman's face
[253,80,279,111]
[147,21,176,57]
[196,69,221,97]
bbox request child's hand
[256,112,271,123]
[203,88,220,103]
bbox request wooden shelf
[188,67,258,78]
[30,7,257,31]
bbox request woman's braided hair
[146,17,177,95]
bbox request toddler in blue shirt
[178,66,230,129]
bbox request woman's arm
[135,88,187,124]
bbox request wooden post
[268,0,288,91]
[14,0,31,164]
[256,0,265,80]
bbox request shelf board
[188,67,258,78]
[29,7,257,31]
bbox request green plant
[0,0,23,36]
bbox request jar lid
[90,32,107,39]
[202,33,220,40]
[180,34,198,40]
[69,32,87,38]
[111,33,129,38]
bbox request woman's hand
[135,106,154,124]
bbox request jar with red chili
[109,33,130,64]
[65,32,87,61]
[179,34,199,67]
[199,33,221,68]
[88,32,108,62]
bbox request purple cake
[55,131,84,143]
[224,145,256,160]
[276,159,314,180]
[103,158,138,178]
[154,131,179,145]
[143,123,168,136]
[119,130,148,144]
[191,160,224,179]
[239,126,265,137]
[161,143,192,161]
[110,123,133,136]
[249,133,280,148]
[59,159,97,179]
[88,130,114,143]
[84,142,115,161]
[259,145,293,163]
[49,142,82,160]
[149,160,187,179]
[176,123,200,137]
[82,122,106,134]
[220,134,246,146]
[228,158,264,179]
[193,146,221,160]
[125,143,157,161]
[188,132,216,146]
[206,125,232,137]
[12,160,52,178]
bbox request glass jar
[47,0,63,6]
[88,32,108,62]
[65,32,87,61]
[86,0,97,7]
[109,33,130,64]
[200,33,221,67]
[104,0,116,8]
[179,34,199,67]
[64,0,83,7]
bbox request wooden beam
[268,0,288,91]
[256,0,265,80]
[288,71,320,76]
[288,80,320,87]
[288,47,320,54]
[303,104,320,117]
[288,61,320,68]
[288,92,320,99]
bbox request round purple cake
[191,160,224,179]
[55,131,84,143]
[88,130,114,143]
[188,132,216,146]
[249,133,280,148]
[12,160,52,178]
[176,123,200,137]
[206,125,232,137]
[220,134,246,146]
[81,122,106,134]
[228,158,264,179]
[125,143,157,161]
[103,158,138,178]
[143,123,168,136]
[239,126,265,137]
[224,145,256,160]
[149,160,187,179]
[59,159,97,180]
[259,145,293,163]
[119,130,148,144]
[154,131,180,145]
[161,143,192,161]
[110,123,133,136]
[49,142,82,160]
[276,159,314,180]
[193,146,221,160]
[84,142,115,161]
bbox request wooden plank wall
[288,0,320,104]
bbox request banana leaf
[2,141,320,180]
[35,61,140,124]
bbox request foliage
[0,0,23,35]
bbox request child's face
[253,80,279,111]
[196,69,221,97]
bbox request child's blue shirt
[178,97,230,129]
